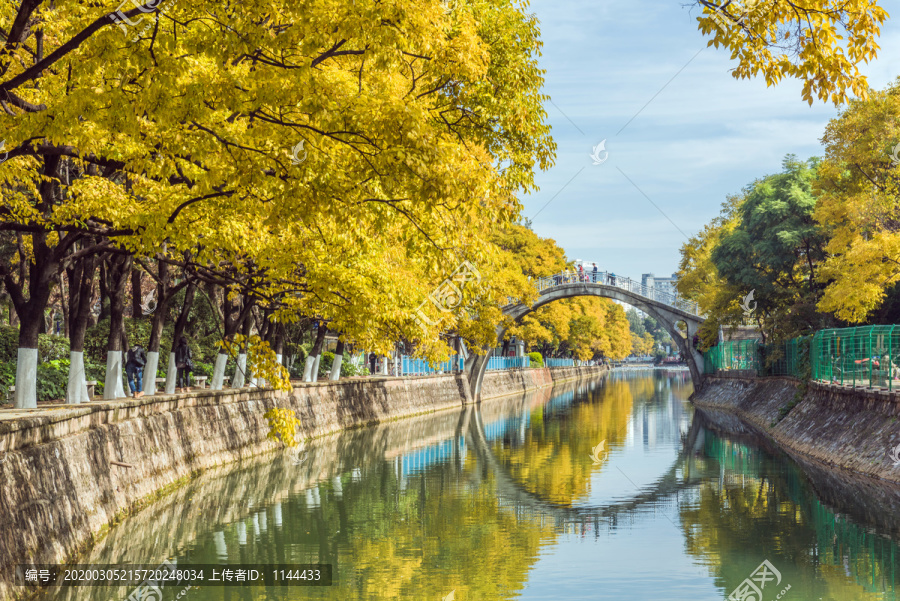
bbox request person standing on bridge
[592,263,598,283]
[577,264,584,282]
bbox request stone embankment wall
[0,365,605,601]
[693,376,900,484]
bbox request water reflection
[35,369,900,600]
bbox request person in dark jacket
[174,337,193,393]
[125,344,146,398]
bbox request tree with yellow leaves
[815,77,900,322]
[696,0,889,105]
[0,0,555,406]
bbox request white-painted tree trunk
[211,353,228,390]
[14,347,38,409]
[66,350,90,404]
[302,355,315,382]
[104,350,127,399]
[165,352,177,394]
[381,356,388,375]
[144,351,159,396]
[312,353,322,382]
[260,353,281,388]
[213,531,228,560]
[249,359,258,387]
[233,353,247,388]
[273,503,283,528]
[329,353,343,380]
[260,354,280,388]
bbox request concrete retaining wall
[693,376,900,484]
[0,366,606,601]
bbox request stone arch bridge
[463,270,705,400]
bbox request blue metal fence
[545,358,575,367]
[397,354,542,375]
[401,355,465,376]
[485,356,530,370]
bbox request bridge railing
[526,270,701,317]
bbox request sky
[521,0,900,280]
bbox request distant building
[641,273,679,302]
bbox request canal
[36,369,900,600]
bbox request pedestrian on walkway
[174,336,193,393]
[578,264,584,282]
[125,343,146,398]
[369,352,377,375]
[592,263,598,283]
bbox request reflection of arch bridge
[464,272,706,399]
[463,405,706,529]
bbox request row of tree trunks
[303,322,327,382]
[5,227,303,406]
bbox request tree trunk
[58,272,69,337]
[144,261,166,396]
[131,265,143,319]
[5,228,73,408]
[104,254,132,399]
[212,289,254,390]
[250,306,274,388]
[66,253,97,404]
[144,256,183,395]
[304,322,327,382]
[167,281,196,394]
[231,311,253,389]
[97,259,110,322]
[329,340,345,380]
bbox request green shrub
[39,334,70,362]
[316,351,335,378]
[84,318,177,364]
[84,361,106,396]
[195,333,224,364]
[0,327,17,363]
[0,327,71,363]
[315,351,366,378]
[0,360,14,400]
[36,359,69,402]
[527,352,544,368]
[192,361,214,378]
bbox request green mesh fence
[702,339,762,375]
[704,325,900,390]
[811,325,900,390]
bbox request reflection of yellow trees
[493,380,634,505]
[621,376,656,405]
[337,462,556,601]
[681,439,899,601]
